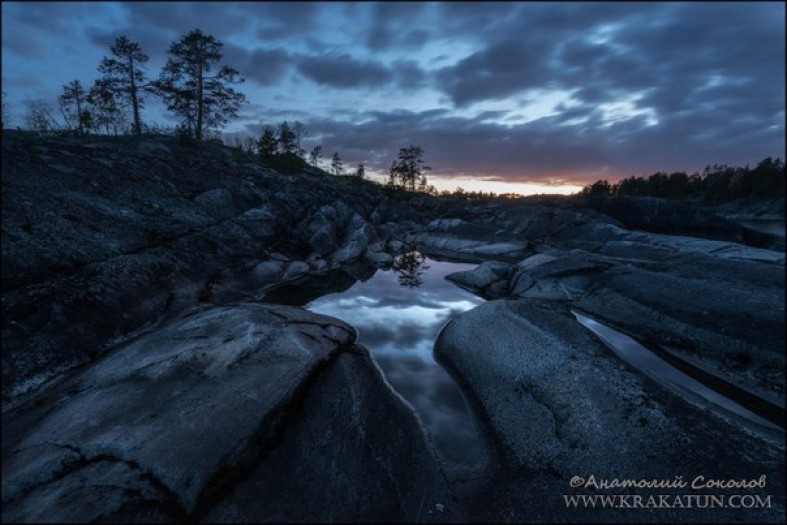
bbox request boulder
[2,304,448,522]
[445,261,514,299]
[435,299,785,523]
[366,251,394,268]
[282,261,311,281]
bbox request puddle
[573,310,784,435]
[266,252,488,465]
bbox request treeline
[224,121,368,177]
[430,187,524,200]
[13,29,246,141]
[226,123,433,194]
[579,157,785,205]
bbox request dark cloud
[222,44,291,86]
[364,2,433,51]
[295,53,393,88]
[122,2,253,37]
[436,38,553,106]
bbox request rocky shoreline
[2,132,784,522]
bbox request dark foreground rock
[2,303,448,523]
[435,299,785,523]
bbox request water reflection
[303,252,487,465]
[391,250,430,288]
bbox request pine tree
[331,152,343,175]
[293,121,307,158]
[155,29,247,140]
[389,145,431,191]
[98,36,148,134]
[59,80,88,135]
[309,145,323,166]
[257,127,278,163]
[278,121,296,154]
[87,79,123,135]
[1,91,9,129]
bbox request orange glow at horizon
[365,172,588,196]
[428,178,585,196]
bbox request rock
[2,133,410,399]
[426,218,466,232]
[2,304,449,522]
[282,261,311,281]
[236,206,277,238]
[2,304,355,520]
[435,299,785,522]
[194,188,238,220]
[516,253,558,271]
[308,226,337,256]
[585,196,745,242]
[251,260,284,281]
[3,304,447,522]
[332,217,371,264]
[386,239,404,253]
[445,261,514,298]
[310,258,329,274]
[366,251,394,268]
[574,263,785,402]
[407,215,532,262]
[408,232,529,262]
[366,240,384,253]
[204,347,448,522]
[508,271,534,296]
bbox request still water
[266,252,486,464]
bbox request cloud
[293,52,429,91]
[294,53,393,88]
[221,43,292,86]
[364,2,434,51]
[436,38,553,107]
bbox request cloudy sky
[2,2,784,194]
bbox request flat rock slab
[435,299,785,522]
[1,304,363,521]
[575,264,785,402]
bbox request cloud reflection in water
[307,256,486,464]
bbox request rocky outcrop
[1,133,412,399]
[447,239,784,401]
[2,304,448,523]
[445,260,516,299]
[407,218,531,262]
[435,299,785,523]
[3,131,784,522]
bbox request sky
[2,2,785,194]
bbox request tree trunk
[75,87,83,136]
[196,62,204,141]
[129,55,141,135]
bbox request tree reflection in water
[392,250,430,287]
